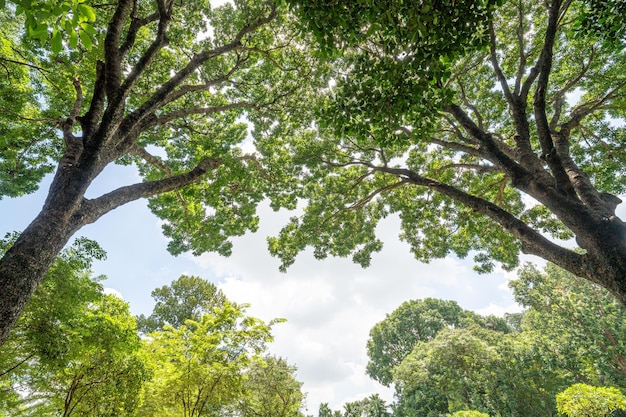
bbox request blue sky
[2,162,531,413]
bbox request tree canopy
[0,250,304,416]
[264,0,626,307]
[3,0,626,348]
[136,274,228,333]
[357,263,626,417]
[0,0,319,343]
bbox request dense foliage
[0,258,304,417]
[264,0,626,307]
[326,264,626,417]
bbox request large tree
[366,298,509,386]
[267,0,626,304]
[0,0,315,343]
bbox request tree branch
[372,164,587,276]
[75,157,222,225]
[116,2,277,143]
[103,0,134,100]
[118,1,172,102]
[532,0,576,198]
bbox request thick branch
[118,2,172,101]
[444,104,529,180]
[373,164,587,276]
[81,61,106,138]
[532,0,576,198]
[75,157,222,225]
[119,7,160,58]
[103,0,134,100]
[116,3,277,143]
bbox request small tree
[556,384,626,417]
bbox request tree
[511,263,626,387]
[234,355,305,417]
[448,412,490,417]
[268,0,626,305]
[556,383,626,417]
[2,0,98,52]
[0,236,104,414]
[136,301,281,417]
[0,238,148,416]
[386,266,626,416]
[366,298,508,386]
[136,274,228,333]
[37,295,148,417]
[0,0,316,344]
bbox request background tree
[366,298,508,386]
[383,264,626,416]
[448,412,490,417]
[234,355,305,417]
[0,0,318,344]
[556,384,626,417]
[136,274,228,333]
[136,301,281,417]
[511,263,626,387]
[0,237,148,416]
[269,0,626,305]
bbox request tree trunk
[0,165,93,344]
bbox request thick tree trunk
[0,165,92,344]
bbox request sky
[2,162,529,415]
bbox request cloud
[103,287,124,299]
[188,202,519,412]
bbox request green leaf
[77,4,97,22]
[79,30,92,50]
[50,30,63,54]
[69,29,78,48]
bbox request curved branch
[75,157,222,225]
[117,2,277,140]
[373,164,587,276]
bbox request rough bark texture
[0,0,278,344]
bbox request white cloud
[103,287,124,299]
[186,203,519,412]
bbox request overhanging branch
[373,164,586,276]
[75,157,222,225]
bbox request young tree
[136,274,228,333]
[0,0,316,344]
[136,301,281,417]
[556,384,626,417]
[268,0,626,304]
